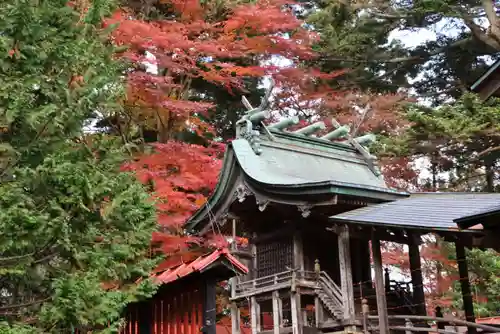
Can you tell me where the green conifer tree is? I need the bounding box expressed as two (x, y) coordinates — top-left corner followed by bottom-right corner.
(0, 0), (159, 332)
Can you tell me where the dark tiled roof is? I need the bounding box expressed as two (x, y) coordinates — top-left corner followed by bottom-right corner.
(454, 204), (500, 229)
(330, 193), (500, 231)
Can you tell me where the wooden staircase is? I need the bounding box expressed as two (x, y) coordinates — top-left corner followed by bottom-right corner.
(315, 273), (417, 332)
(315, 271), (344, 321)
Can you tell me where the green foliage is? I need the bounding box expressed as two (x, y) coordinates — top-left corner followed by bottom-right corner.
(305, 0), (497, 103)
(0, 0), (159, 332)
(465, 249), (500, 317)
(377, 93), (500, 191)
(444, 244), (500, 317)
(376, 92), (500, 314)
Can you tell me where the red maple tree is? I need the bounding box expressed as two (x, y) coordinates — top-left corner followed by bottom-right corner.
(105, 0), (344, 269)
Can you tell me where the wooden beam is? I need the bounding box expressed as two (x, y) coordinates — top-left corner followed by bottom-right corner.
(338, 225), (355, 322)
(272, 291), (282, 334)
(408, 233), (426, 316)
(330, 225), (409, 244)
(372, 238), (389, 334)
(456, 243), (476, 334)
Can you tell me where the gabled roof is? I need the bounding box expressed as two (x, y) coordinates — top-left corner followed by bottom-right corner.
(154, 248), (248, 285)
(330, 192), (500, 232)
(186, 96), (407, 233)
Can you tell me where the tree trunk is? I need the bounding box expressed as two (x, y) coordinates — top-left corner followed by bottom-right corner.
(484, 161), (495, 192)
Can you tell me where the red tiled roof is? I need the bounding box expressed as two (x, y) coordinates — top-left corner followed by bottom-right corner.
(154, 248), (248, 284)
(477, 317), (500, 325)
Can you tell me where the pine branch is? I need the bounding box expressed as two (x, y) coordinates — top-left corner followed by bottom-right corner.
(317, 37), (472, 65)
(0, 297), (51, 311)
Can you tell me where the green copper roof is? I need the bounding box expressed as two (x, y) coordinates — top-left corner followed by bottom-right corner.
(186, 89), (408, 233)
(233, 133), (386, 189)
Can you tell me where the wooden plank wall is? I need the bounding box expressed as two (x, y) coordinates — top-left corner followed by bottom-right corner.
(121, 288), (204, 334)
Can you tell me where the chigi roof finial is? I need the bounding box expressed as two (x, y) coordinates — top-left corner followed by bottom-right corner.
(235, 78), (276, 154)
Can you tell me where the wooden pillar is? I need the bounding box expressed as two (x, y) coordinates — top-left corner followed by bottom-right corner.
(251, 236), (258, 279)
(372, 238), (389, 334)
(251, 296), (261, 334)
(203, 279), (217, 334)
(293, 232), (304, 271)
(230, 277), (240, 334)
(456, 243), (476, 334)
(290, 291), (301, 334)
(338, 225), (355, 322)
(408, 233), (426, 316)
(231, 302), (240, 334)
(314, 296), (324, 327)
(272, 291), (282, 334)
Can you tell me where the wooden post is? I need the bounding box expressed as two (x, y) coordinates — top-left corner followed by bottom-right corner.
(272, 291), (282, 334)
(360, 239), (372, 290)
(252, 235), (258, 279)
(251, 296), (261, 334)
(372, 238), (389, 334)
(314, 296), (323, 328)
(404, 318), (413, 334)
(338, 225), (355, 322)
(203, 279), (217, 334)
(231, 277), (240, 334)
(231, 302), (240, 334)
(408, 233), (426, 316)
(456, 243), (476, 334)
(290, 291), (302, 334)
(231, 219), (237, 251)
(293, 232), (304, 271)
(384, 268), (391, 292)
(361, 298), (370, 334)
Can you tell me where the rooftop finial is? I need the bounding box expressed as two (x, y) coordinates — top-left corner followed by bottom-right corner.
(321, 124), (350, 141)
(268, 116), (299, 131)
(236, 79), (275, 154)
(293, 121), (326, 136)
(354, 133), (376, 146)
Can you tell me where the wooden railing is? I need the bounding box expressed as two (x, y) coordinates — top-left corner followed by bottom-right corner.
(233, 270), (294, 298)
(359, 298), (500, 334)
(365, 315), (500, 334)
(233, 269), (322, 299)
(318, 271), (343, 308)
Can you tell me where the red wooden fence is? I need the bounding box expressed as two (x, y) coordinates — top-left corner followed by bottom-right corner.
(121, 287), (204, 334)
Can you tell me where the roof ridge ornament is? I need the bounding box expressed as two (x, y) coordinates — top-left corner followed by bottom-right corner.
(330, 118), (382, 176)
(235, 79), (276, 155)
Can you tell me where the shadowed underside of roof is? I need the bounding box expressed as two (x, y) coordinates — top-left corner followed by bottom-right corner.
(330, 193), (500, 231)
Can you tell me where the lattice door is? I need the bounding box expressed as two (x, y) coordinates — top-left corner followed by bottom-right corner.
(256, 236), (293, 278)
